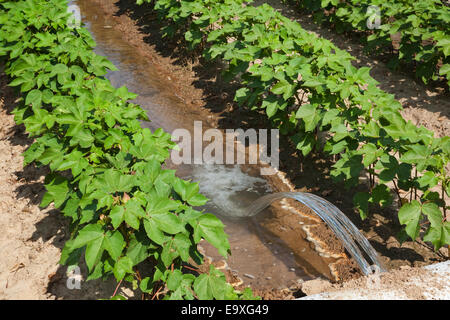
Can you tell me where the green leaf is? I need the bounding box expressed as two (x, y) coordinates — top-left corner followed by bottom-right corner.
(303, 79), (323, 88)
(71, 224), (105, 271)
(109, 200), (144, 230)
(151, 211), (184, 235)
(52, 63), (68, 75)
(192, 214), (229, 257)
(423, 222), (450, 251)
(362, 121), (380, 138)
(417, 172), (439, 189)
(160, 238), (179, 267)
(421, 202), (443, 228)
(446, 182), (450, 198)
(146, 198), (184, 234)
(102, 169), (135, 193)
(79, 205), (97, 224)
(186, 193), (209, 207)
(41, 174), (69, 208)
(359, 143), (378, 166)
(239, 287), (259, 300)
(60, 240), (83, 266)
(193, 265), (228, 300)
(330, 123), (349, 142)
(262, 96), (285, 118)
(103, 230), (125, 261)
(271, 80), (294, 100)
(173, 233), (191, 261)
(370, 184), (392, 207)
(146, 197), (180, 215)
(126, 235), (150, 265)
(296, 104), (319, 132)
(324, 138), (347, 155)
(139, 277), (153, 293)
(113, 256), (134, 281)
(291, 132), (315, 156)
(173, 179), (208, 206)
(321, 109), (339, 127)
(398, 200), (422, 240)
(167, 270), (183, 291)
(400, 145), (431, 171)
(396, 229), (410, 245)
(115, 86), (138, 100)
(353, 192), (370, 220)
(234, 87), (250, 106)
(25, 89), (42, 107)
(110, 205), (126, 229)
(124, 199), (145, 230)
(143, 218), (168, 245)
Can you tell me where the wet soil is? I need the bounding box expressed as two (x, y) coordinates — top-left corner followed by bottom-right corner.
(86, 0), (448, 273)
(75, 0), (345, 290)
(0, 0), (448, 300)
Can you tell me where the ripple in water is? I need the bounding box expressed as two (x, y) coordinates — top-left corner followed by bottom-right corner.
(185, 164), (271, 218)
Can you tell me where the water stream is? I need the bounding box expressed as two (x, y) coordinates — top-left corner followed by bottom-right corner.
(74, 0), (385, 289)
(244, 192), (386, 275)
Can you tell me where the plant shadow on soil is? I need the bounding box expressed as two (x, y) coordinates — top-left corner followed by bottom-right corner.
(110, 0), (447, 272)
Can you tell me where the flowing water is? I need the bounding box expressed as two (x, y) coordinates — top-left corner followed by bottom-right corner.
(74, 0), (384, 289)
(244, 192), (386, 275)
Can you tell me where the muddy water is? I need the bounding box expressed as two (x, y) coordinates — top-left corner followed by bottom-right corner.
(75, 0), (339, 289)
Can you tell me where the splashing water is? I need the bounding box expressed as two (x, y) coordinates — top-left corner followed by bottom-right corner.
(185, 164), (271, 216)
(187, 165), (385, 276)
(244, 192), (386, 276)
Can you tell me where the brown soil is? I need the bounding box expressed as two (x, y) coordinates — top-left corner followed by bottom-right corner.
(0, 73), (133, 300)
(0, 0), (448, 300)
(91, 0), (450, 278)
(80, 0), (450, 297)
(328, 266), (444, 300)
(0, 76), (57, 299)
(299, 263), (449, 300)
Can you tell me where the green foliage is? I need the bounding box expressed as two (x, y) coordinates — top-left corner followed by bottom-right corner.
(285, 0), (450, 86)
(137, 0), (449, 251)
(0, 0), (257, 300)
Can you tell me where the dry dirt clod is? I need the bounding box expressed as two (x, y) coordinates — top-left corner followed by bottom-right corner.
(300, 278), (333, 295)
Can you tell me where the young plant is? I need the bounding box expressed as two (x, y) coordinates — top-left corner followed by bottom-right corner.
(139, 0), (449, 252)
(0, 0), (258, 300)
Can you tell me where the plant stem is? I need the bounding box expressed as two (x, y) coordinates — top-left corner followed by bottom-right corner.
(392, 179), (402, 209)
(183, 265), (200, 273)
(151, 285), (164, 300)
(135, 269), (142, 281)
(112, 279), (123, 297)
(442, 182), (447, 218)
(414, 168), (418, 200)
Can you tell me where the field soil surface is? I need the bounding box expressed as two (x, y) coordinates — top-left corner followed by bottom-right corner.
(0, 0), (448, 300)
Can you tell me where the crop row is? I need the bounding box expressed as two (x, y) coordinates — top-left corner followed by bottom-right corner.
(140, 0), (450, 251)
(285, 0), (450, 86)
(0, 0), (257, 300)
